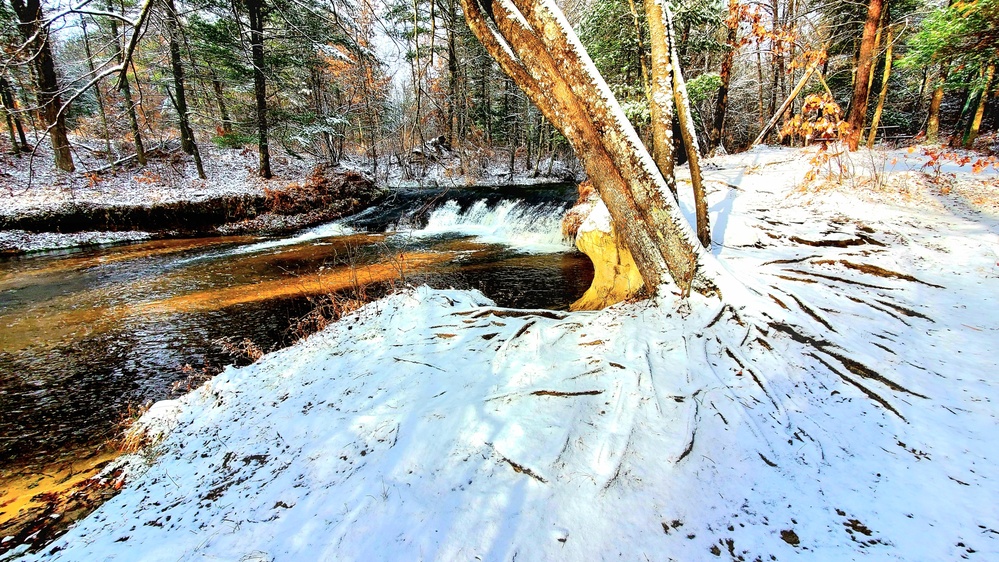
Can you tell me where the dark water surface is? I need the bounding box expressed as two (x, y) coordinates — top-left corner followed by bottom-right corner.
(0, 186), (593, 474)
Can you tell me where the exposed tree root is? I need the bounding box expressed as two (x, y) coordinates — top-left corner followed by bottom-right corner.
(845, 295), (910, 325)
(500, 456), (547, 483)
(813, 260), (945, 289)
(789, 235), (882, 248)
(774, 274), (819, 284)
(531, 389), (603, 397)
(871, 342), (895, 355)
(758, 453), (778, 467)
(875, 299), (933, 321)
(807, 353), (906, 421)
(787, 294), (836, 332)
(761, 255), (821, 266)
(723, 346), (780, 410)
(677, 402), (699, 463)
(471, 309), (567, 320)
(821, 349), (928, 399)
(785, 269), (893, 290)
(511, 320), (536, 340)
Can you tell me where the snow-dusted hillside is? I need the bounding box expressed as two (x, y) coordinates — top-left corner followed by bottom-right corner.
(10, 146), (999, 561)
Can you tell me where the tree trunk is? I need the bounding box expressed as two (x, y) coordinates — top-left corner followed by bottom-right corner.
(0, 77), (26, 154)
(753, 58), (820, 146)
(211, 77), (232, 135)
(10, 0), (75, 171)
(445, 0), (459, 146)
(845, 0), (884, 151)
(164, 0), (206, 178)
(866, 25), (893, 148)
(246, 0), (272, 178)
(965, 63), (995, 149)
(710, 0), (739, 152)
(460, 0), (715, 297)
(81, 17), (113, 159)
(109, 1), (146, 166)
(642, 0), (676, 198)
(926, 62), (948, 143)
(662, 5), (709, 248)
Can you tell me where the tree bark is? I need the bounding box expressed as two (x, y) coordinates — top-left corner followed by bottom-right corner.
(460, 0), (715, 297)
(845, 0), (884, 151)
(710, 0), (739, 152)
(753, 58), (820, 146)
(926, 62), (948, 143)
(109, 0), (146, 165)
(661, 4), (709, 248)
(965, 63), (995, 149)
(81, 16), (113, 159)
(246, 0), (272, 178)
(10, 0), (75, 171)
(642, 0), (676, 198)
(164, 0), (205, 178)
(211, 77), (232, 135)
(0, 77), (26, 154)
(866, 25), (893, 148)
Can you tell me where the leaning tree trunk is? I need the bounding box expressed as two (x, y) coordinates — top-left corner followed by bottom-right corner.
(460, 0), (716, 297)
(246, 0), (272, 179)
(845, 0), (884, 151)
(10, 0), (75, 171)
(164, 0), (206, 178)
(664, 8), (710, 248)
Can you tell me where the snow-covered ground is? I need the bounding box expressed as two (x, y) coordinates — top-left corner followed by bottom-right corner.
(8, 146), (999, 561)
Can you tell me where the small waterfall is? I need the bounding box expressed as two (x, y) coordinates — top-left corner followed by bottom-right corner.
(397, 199), (571, 253)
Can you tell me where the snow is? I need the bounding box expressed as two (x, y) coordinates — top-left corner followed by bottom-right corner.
(0, 143), (291, 219)
(0, 229), (151, 254)
(8, 147), (999, 561)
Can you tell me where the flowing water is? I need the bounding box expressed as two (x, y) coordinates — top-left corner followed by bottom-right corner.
(0, 185), (593, 479)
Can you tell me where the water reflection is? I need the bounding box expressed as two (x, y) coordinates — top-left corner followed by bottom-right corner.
(0, 194), (593, 475)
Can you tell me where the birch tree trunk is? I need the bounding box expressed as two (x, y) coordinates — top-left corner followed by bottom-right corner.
(845, 0), (884, 151)
(459, 0), (716, 297)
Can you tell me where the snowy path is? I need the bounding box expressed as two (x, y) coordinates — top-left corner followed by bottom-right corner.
(10, 148), (999, 561)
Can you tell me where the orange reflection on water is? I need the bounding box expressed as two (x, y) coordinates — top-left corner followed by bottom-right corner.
(138, 251), (454, 314)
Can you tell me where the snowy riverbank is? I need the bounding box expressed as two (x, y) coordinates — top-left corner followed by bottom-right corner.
(0, 142), (579, 255)
(7, 146), (999, 560)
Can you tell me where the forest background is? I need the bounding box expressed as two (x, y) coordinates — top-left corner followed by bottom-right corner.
(0, 0), (996, 186)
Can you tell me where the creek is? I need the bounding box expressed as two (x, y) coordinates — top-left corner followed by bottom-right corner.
(0, 184), (593, 478)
